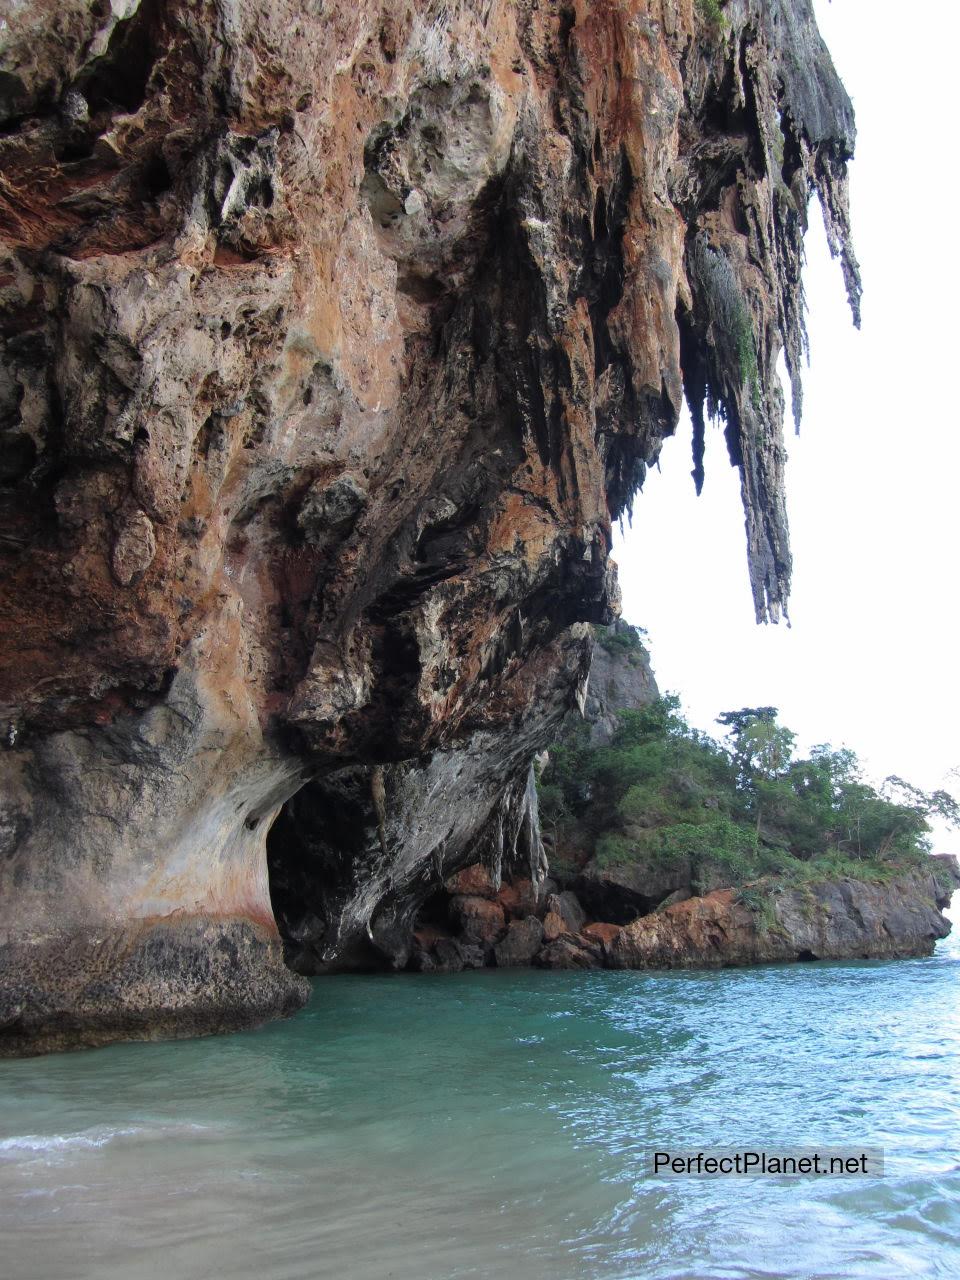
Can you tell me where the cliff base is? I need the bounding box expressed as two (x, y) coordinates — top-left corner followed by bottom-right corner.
(0, 917), (309, 1058)
(411, 858), (960, 974)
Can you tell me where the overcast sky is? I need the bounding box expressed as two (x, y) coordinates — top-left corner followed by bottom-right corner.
(615, 0), (960, 851)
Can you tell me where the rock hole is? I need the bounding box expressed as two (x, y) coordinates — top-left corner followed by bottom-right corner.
(195, 415), (217, 459)
(558, 5), (577, 47)
(594, 187), (608, 241)
(77, 0), (161, 115)
(267, 773), (385, 974)
(54, 136), (96, 163)
(378, 21), (397, 63)
(0, 430), (37, 483)
(141, 149), (171, 198)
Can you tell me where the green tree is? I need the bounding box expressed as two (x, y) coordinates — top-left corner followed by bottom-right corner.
(539, 665), (959, 892)
(717, 707), (796, 840)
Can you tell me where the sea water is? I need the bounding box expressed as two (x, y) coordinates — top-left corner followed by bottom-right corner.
(2, 904), (958, 1279)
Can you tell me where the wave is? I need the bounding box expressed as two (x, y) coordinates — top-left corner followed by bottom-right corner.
(0, 1121), (212, 1159)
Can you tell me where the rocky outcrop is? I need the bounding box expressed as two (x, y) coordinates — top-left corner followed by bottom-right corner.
(413, 857), (960, 973)
(575, 853), (685, 922)
(0, 918), (305, 1057)
(606, 860), (960, 968)
(582, 622), (658, 745)
(0, 0), (860, 1053)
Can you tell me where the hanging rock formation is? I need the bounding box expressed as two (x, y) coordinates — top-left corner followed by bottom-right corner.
(0, 0), (859, 1054)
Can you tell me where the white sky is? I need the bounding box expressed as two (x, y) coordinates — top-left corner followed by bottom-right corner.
(615, 0), (960, 851)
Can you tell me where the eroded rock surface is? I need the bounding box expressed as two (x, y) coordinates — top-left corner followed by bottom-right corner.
(0, 0), (859, 1053)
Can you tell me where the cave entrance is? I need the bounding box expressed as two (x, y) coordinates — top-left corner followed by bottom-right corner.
(267, 771), (364, 973)
(265, 767), (400, 976)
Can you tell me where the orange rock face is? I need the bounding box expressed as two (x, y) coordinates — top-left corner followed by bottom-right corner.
(0, 0), (859, 1052)
(496, 879), (540, 922)
(542, 911), (566, 943)
(449, 895), (506, 949)
(581, 922), (621, 947)
(446, 865), (498, 901)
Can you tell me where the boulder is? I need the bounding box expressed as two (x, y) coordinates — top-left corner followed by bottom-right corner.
(449, 894), (506, 946)
(504, 880), (542, 921)
(496, 882), (522, 918)
(545, 890), (586, 934)
(497, 878), (539, 919)
(408, 947), (437, 973)
(456, 941), (488, 970)
(409, 924), (490, 971)
(432, 937), (465, 972)
(581, 922), (621, 946)
(536, 938), (601, 970)
(494, 917), (544, 968)
(409, 927), (462, 972)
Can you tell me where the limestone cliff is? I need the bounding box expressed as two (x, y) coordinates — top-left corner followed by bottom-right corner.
(581, 622), (658, 746)
(0, 0), (859, 1054)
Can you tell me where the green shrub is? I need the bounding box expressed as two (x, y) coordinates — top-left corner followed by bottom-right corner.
(696, 0), (726, 27)
(595, 624), (647, 657)
(734, 884), (780, 934)
(932, 860), (959, 896)
(595, 832), (636, 869)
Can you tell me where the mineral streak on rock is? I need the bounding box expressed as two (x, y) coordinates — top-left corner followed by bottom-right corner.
(0, 0), (857, 1053)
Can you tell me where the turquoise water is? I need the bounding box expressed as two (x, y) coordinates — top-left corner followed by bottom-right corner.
(2, 910), (958, 1279)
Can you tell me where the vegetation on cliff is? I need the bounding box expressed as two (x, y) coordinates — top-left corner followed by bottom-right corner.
(539, 638), (958, 900)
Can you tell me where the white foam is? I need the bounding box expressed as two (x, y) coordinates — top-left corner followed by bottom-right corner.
(0, 1121), (212, 1159)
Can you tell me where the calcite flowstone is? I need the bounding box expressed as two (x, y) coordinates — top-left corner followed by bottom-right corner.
(0, 0), (859, 1053)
